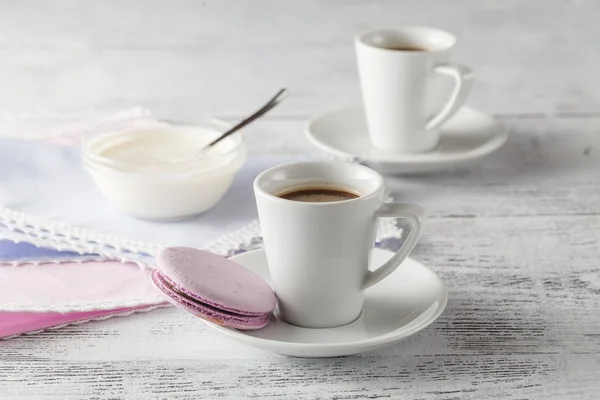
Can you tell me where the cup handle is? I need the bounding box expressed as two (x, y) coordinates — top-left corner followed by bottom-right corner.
(425, 64), (474, 130)
(362, 203), (426, 289)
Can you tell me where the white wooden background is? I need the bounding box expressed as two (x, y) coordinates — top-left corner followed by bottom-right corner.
(1, 1), (600, 399)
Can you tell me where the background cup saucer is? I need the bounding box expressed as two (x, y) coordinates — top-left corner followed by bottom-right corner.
(305, 106), (509, 174)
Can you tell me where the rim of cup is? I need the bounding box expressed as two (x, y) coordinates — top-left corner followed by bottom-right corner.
(254, 161), (384, 206)
(355, 26), (457, 53)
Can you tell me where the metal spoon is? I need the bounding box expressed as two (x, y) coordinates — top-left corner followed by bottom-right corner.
(195, 88), (289, 158)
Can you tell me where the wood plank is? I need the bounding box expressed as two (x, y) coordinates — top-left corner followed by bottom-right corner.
(0, 355), (598, 399)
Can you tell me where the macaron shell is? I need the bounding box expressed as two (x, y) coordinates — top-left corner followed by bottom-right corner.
(151, 269), (270, 330)
(156, 247), (276, 316)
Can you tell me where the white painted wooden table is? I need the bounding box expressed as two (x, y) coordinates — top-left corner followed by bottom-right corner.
(1, 1), (600, 398)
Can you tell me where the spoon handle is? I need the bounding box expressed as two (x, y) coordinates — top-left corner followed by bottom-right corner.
(204, 88), (289, 150)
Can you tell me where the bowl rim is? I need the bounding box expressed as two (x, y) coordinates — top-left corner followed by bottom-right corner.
(82, 118), (245, 175)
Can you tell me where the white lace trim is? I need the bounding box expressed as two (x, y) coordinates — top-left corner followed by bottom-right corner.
(0, 256), (109, 267)
(2, 303), (170, 340)
(0, 209), (159, 267)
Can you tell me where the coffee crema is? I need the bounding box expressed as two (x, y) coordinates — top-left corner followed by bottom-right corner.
(278, 187), (359, 203)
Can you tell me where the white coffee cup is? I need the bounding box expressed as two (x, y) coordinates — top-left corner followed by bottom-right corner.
(254, 161), (425, 328)
(356, 27), (474, 154)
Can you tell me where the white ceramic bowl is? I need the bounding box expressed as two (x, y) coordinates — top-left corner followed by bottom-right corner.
(82, 120), (246, 221)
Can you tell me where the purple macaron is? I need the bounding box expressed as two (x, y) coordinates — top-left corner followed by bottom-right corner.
(151, 246), (276, 330)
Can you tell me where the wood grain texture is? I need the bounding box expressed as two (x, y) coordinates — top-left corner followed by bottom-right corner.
(1, 0), (600, 399)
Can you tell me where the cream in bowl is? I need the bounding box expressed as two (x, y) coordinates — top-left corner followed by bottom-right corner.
(83, 120), (246, 221)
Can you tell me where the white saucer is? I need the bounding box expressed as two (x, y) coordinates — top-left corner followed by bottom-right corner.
(204, 248), (448, 358)
(306, 106), (509, 174)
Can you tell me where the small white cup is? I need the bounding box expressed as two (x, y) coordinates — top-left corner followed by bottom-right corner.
(356, 27), (474, 154)
(254, 161), (425, 328)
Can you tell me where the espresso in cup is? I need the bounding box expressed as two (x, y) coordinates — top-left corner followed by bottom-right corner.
(278, 187), (359, 203)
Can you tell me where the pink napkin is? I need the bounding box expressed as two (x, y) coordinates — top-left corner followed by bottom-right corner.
(0, 240), (167, 338)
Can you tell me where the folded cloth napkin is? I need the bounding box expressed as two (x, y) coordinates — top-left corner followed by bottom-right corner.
(0, 252), (159, 312)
